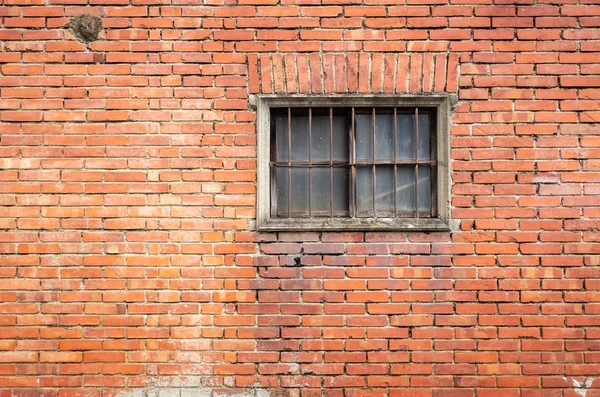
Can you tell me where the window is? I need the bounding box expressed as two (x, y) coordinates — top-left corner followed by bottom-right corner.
(256, 95), (450, 231)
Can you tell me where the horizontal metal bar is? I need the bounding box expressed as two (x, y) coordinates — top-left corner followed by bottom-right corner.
(271, 160), (437, 167)
(355, 210), (432, 218)
(278, 210), (350, 218)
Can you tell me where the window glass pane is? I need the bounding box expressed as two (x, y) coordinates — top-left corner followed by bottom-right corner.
(275, 167), (289, 217)
(332, 110), (349, 162)
(291, 109), (309, 162)
(290, 168), (309, 216)
(311, 112), (331, 163)
(332, 167), (349, 216)
(356, 166), (373, 217)
(375, 112), (394, 161)
(396, 112), (415, 160)
(275, 113), (289, 163)
(375, 166), (394, 216)
(418, 112), (430, 159)
(310, 167), (331, 216)
(310, 109), (349, 163)
(396, 167), (415, 215)
(418, 165), (431, 214)
(355, 111), (373, 162)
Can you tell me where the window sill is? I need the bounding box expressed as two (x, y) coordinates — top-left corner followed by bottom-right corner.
(256, 217), (450, 232)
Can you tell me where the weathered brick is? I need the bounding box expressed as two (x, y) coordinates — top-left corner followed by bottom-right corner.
(0, 1), (597, 395)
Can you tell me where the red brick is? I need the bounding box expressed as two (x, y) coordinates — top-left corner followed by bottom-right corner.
(0, 2), (597, 396)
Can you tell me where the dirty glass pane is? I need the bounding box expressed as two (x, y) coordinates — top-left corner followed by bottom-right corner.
(311, 110), (349, 163)
(395, 167), (415, 215)
(332, 167), (349, 216)
(332, 110), (349, 162)
(356, 166), (373, 217)
(311, 167), (331, 216)
(355, 110), (373, 162)
(275, 113), (289, 163)
(418, 165), (431, 214)
(290, 168), (309, 216)
(375, 113), (394, 161)
(311, 112), (331, 163)
(396, 112), (415, 160)
(291, 109), (309, 162)
(275, 167), (289, 217)
(418, 113), (430, 159)
(375, 166), (394, 216)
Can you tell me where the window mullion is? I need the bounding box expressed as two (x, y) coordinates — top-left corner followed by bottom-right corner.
(393, 107), (397, 218)
(308, 107), (312, 218)
(414, 107), (419, 219)
(270, 113), (277, 218)
(431, 110), (437, 218)
(329, 107), (334, 218)
(350, 107), (356, 218)
(288, 107), (292, 219)
(372, 107), (376, 218)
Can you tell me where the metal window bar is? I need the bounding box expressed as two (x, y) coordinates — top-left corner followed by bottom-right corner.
(330, 107), (334, 218)
(430, 110), (437, 219)
(272, 160), (436, 167)
(372, 107), (376, 218)
(269, 112), (277, 218)
(350, 107), (356, 218)
(288, 107), (292, 219)
(393, 107), (397, 217)
(273, 106), (435, 219)
(308, 108), (312, 218)
(414, 107), (419, 219)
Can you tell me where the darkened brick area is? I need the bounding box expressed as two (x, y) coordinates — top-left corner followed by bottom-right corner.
(0, 0), (599, 396)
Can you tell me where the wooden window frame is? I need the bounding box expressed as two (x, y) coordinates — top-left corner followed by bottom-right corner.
(256, 95), (451, 232)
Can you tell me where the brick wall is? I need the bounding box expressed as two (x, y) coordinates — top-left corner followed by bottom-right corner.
(0, 1), (599, 396)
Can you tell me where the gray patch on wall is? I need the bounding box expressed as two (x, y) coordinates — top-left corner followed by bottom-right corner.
(67, 13), (102, 43)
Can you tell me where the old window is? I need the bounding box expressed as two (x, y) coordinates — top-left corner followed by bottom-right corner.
(256, 96), (450, 231)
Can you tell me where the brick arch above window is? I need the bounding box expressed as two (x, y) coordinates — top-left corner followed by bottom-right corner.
(248, 52), (459, 95)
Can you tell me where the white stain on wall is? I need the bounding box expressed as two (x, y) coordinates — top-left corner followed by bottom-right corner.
(572, 377), (594, 397)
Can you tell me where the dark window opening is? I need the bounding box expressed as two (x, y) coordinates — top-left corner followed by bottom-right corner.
(269, 106), (438, 220)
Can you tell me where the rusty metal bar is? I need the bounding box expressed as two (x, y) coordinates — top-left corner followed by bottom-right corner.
(271, 160), (438, 167)
(288, 107), (292, 218)
(350, 107), (356, 218)
(430, 111), (437, 218)
(270, 112), (277, 218)
(393, 107), (397, 217)
(414, 107), (419, 219)
(329, 107), (334, 218)
(372, 107), (376, 218)
(308, 107), (312, 218)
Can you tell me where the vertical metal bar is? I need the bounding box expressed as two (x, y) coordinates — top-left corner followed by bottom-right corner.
(288, 107), (292, 218)
(393, 107), (397, 217)
(308, 107), (312, 218)
(270, 168), (277, 217)
(372, 107), (376, 218)
(430, 111), (437, 218)
(350, 107), (356, 218)
(270, 112), (277, 218)
(414, 107), (419, 219)
(329, 107), (334, 218)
